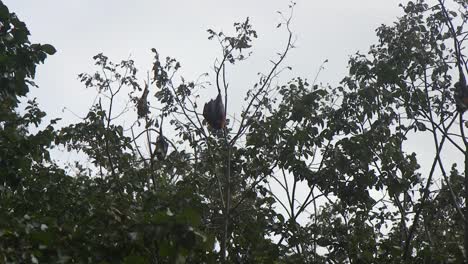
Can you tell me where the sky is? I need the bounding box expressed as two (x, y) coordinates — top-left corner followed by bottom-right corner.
(12, 0), (456, 222)
(5, 0), (406, 125)
(8, 0), (468, 230)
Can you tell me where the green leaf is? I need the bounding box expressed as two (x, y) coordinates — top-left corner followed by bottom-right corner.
(0, 3), (9, 20)
(277, 214), (285, 223)
(178, 207), (201, 226)
(123, 255), (148, 264)
(31, 231), (53, 246)
(41, 44), (57, 55)
(159, 242), (174, 257)
(416, 121), (426, 131)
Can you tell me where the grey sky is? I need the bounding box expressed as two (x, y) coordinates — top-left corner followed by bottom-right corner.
(5, 0), (405, 124)
(10, 0), (461, 227)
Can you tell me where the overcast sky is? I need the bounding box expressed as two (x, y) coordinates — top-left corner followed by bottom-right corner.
(10, 0), (466, 224)
(5, 0), (406, 124)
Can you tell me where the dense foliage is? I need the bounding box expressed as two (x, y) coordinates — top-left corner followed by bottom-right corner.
(1, 0), (468, 263)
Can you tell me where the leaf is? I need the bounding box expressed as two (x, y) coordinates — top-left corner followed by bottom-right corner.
(277, 214), (285, 222)
(41, 44), (57, 55)
(178, 208), (201, 226)
(123, 255), (148, 264)
(159, 242), (174, 257)
(31, 231), (53, 246)
(415, 121), (426, 131)
(0, 4), (9, 20)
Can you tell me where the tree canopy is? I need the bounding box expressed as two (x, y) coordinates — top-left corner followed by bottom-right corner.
(1, 0), (468, 263)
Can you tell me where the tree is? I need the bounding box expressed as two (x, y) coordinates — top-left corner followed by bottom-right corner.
(2, 0), (468, 263)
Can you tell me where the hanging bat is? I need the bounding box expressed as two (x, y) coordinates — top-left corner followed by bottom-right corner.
(203, 93), (226, 130)
(455, 70), (468, 113)
(137, 83), (150, 119)
(154, 134), (168, 160)
(153, 117), (168, 161)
